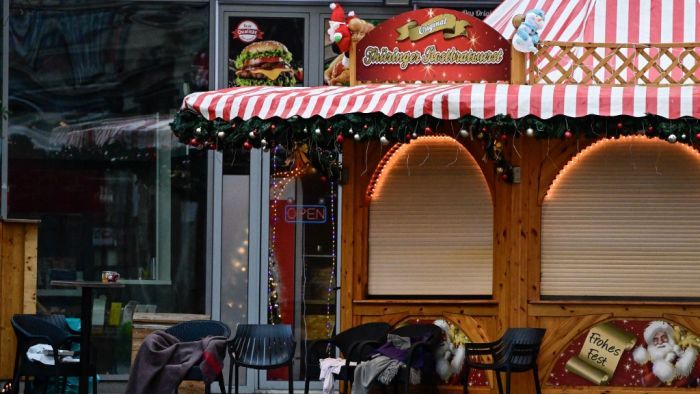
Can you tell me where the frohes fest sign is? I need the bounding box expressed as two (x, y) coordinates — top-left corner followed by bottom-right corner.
(355, 8), (510, 83)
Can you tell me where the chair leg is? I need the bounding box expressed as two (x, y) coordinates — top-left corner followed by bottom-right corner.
(495, 372), (503, 394)
(288, 362), (294, 394)
(533, 367), (542, 394)
(228, 360), (234, 394)
(217, 373), (226, 394)
(462, 366), (470, 394)
(234, 364), (239, 394)
(505, 371), (511, 394)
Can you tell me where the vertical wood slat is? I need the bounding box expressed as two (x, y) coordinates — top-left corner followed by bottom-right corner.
(0, 220), (39, 379)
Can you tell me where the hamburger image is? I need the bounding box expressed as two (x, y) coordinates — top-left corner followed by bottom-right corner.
(234, 40), (296, 87)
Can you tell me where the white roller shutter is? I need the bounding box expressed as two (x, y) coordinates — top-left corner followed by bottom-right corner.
(542, 136), (700, 297)
(368, 136), (493, 296)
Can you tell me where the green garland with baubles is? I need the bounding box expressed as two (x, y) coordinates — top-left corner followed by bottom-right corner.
(171, 109), (700, 183)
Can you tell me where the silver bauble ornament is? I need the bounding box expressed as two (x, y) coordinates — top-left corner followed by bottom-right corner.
(348, 128), (354, 135)
(248, 131), (256, 138)
(380, 136), (389, 145)
(526, 128), (535, 137)
(459, 128), (469, 138)
(412, 132), (418, 139)
(217, 131), (225, 138)
(260, 138), (268, 148)
(315, 128), (322, 135)
(668, 134), (678, 143)
(354, 134), (361, 141)
(195, 127), (202, 134)
(303, 127), (308, 133)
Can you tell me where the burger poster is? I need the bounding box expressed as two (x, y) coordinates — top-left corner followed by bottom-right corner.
(228, 17), (304, 87)
(548, 320), (700, 387)
(356, 8), (510, 83)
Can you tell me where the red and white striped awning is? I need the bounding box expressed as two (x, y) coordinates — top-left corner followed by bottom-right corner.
(181, 84), (700, 121)
(485, 0), (700, 44)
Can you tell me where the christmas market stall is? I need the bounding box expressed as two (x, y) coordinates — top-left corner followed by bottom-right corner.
(172, 0), (700, 392)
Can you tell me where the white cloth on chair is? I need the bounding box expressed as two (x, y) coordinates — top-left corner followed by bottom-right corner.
(320, 357), (346, 394)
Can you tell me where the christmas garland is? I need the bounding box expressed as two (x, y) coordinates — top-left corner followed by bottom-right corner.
(171, 109), (700, 182)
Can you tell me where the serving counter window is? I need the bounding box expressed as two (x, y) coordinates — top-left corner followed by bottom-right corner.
(367, 136), (493, 297)
(541, 136), (700, 298)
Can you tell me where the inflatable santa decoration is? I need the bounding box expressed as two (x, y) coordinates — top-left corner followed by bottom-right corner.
(327, 3), (352, 67)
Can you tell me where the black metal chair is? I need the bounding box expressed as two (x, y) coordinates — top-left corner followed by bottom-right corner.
(228, 324), (296, 394)
(164, 320), (231, 394)
(303, 322), (390, 394)
(11, 314), (97, 394)
(461, 328), (546, 394)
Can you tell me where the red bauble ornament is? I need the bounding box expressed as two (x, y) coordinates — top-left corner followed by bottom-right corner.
(424, 126), (432, 134)
(647, 126), (654, 133)
(327, 127), (332, 133)
(405, 133), (412, 140)
(210, 144), (217, 150)
(243, 140), (253, 151)
(336, 134), (344, 144)
(696, 132), (700, 140)
(564, 130), (573, 139)
(389, 127), (394, 132)
(482, 127), (488, 133)
(500, 173), (509, 181)
(363, 124), (368, 129)
(499, 134), (508, 142)
(320, 176), (328, 183)
(189, 138), (199, 146)
(617, 122), (624, 129)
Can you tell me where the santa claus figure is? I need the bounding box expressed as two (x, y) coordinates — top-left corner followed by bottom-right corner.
(632, 321), (698, 386)
(327, 3), (352, 67)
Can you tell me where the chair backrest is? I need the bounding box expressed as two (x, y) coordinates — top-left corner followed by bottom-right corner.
(499, 328), (546, 368)
(164, 320), (231, 342)
(390, 323), (443, 346)
(333, 322), (390, 357)
(229, 324), (295, 368)
(11, 315), (72, 348)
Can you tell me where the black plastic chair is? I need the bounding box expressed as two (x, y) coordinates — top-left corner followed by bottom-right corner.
(461, 328), (546, 394)
(164, 320), (231, 394)
(228, 324), (296, 394)
(11, 314), (97, 394)
(303, 322), (390, 394)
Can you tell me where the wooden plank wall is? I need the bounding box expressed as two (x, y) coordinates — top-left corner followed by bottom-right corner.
(0, 220), (39, 379)
(340, 134), (700, 394)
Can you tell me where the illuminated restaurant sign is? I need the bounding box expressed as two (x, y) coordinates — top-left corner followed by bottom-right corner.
(356, 8), (510, 83)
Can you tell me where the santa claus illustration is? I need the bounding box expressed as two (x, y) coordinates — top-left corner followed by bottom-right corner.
(327, 3), (352, 67)
(632, 320), (698, 386)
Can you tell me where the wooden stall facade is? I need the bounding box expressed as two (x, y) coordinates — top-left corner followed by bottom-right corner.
(0, 220), (39, 379)
(341, 41), (700, 394)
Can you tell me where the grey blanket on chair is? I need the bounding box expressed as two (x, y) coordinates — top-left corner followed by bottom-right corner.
(125, 330), (227, 394)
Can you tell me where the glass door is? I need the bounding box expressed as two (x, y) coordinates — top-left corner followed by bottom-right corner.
(260, 148), (340, 390)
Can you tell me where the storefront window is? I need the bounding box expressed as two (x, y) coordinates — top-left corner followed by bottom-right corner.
(8, 0), (209, 375)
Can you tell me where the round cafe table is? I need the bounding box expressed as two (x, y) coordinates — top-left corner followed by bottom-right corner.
(50, 280), (125, 394)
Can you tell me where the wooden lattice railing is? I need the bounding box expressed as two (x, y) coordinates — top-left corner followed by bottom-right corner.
(528, 41), (700, 85)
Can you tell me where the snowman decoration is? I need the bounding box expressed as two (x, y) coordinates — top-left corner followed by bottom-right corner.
(513, 9), (546, 53)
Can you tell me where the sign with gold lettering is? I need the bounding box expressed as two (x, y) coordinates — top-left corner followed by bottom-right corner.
(564, 323), (637, 385)
(355, 8), (510, 83)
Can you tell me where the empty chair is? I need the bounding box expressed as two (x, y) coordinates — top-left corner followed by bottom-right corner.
(11, 314), (97, 394)
(228, 324), (295, 394)
(304, 322), (390, 394)
(164, 320), (231, 394)
(461, 328), (546, 394)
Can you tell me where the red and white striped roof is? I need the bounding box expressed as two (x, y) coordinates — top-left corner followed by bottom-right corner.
(485, 0), (700, 44)
(182, 84), (700, 121)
